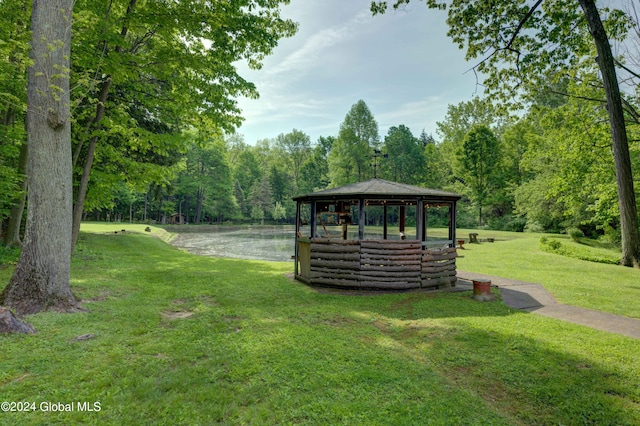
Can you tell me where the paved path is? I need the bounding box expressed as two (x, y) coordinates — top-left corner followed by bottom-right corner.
(457, 271), (640, 340)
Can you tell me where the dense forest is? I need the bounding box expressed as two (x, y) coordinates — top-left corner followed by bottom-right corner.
(1, 0), (639, 247)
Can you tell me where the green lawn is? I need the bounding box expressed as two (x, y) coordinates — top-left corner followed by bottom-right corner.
(452, 229), (640, 318)
(0, 225), (639, 425)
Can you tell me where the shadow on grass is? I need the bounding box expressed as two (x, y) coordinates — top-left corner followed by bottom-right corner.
(368, 314), (640, 425)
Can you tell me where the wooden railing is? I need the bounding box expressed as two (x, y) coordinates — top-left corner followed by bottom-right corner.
(297, 238), (457, 290)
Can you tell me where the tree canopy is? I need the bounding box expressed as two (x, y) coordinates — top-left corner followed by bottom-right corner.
(371, 0), (640, 266)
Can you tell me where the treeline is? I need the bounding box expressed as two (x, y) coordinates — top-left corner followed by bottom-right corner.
(83, 88), (639, 248)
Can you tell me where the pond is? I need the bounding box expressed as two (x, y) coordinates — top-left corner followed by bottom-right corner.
(168, 225), (296, 262)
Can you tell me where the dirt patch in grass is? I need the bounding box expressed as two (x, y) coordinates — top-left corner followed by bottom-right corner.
(161, 310), (194, 320)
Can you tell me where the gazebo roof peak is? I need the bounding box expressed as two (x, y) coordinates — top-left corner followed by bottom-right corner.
(292, 178), (461, 201)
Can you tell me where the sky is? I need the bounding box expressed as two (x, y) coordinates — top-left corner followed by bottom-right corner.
(234, 0), (482, 145)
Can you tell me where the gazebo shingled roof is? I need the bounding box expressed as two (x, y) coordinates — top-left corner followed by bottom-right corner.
(292, 178), (461, 202)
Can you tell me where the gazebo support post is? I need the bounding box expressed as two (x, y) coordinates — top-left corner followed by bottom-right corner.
(399, 205), (406, 237)
(310, 200), (317, 238)
(383, 204), (388, 240)
(416, 200), (425, 243)
(358, 198), (366, 240)
(294, 202), (301, 276)
(449, 202), (457, 247)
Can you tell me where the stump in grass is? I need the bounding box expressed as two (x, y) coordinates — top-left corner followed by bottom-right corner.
(0, 307), (35, 334)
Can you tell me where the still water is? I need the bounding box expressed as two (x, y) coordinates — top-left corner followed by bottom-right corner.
(169, 226), (295, 262)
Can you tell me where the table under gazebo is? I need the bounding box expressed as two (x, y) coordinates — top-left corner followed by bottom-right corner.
(292, 178), (462, 290)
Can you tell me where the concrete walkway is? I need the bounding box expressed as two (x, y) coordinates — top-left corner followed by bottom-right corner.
(457, 271), (640, 340)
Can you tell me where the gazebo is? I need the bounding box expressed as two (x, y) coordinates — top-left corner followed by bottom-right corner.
(292, 178), (462, 290)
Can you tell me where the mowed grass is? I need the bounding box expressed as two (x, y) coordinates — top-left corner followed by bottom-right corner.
(0, 225), (638, 425)
(452, 229), (640, 318)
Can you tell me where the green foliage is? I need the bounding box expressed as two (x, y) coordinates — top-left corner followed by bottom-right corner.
(380, 124), (425, 184)
(456, 125), (502, 226)
(66, 0), (298, 227)
(275, 129), (312, 189)
(0, 0), (29, 226)
(0, 245), (20, 268)
(298, 136), (332, 194)
(514, 82), (622, 234)
(602, 224), (621, 245)
(248, 174), (273, 221)
(0, 162), (20, 221)
(567, 227), (584, 242)
(370, 0), (640, 266)
(272, 201), (286, 223)
(328, 100), (379, 186)
(230, 143), (264, 216)
(539, 236), (620, 265)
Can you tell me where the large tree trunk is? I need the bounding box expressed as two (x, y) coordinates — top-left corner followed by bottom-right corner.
(579, 0), (640, 268)
(1, 0), (80, 315)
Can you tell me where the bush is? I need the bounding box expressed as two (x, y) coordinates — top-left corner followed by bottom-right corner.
(539, 236), (620, 265)
(547, 239), (562, 250)
(505, 216), (527, 232)
(567, 227), (584, 242)
(525, 221), (546, 233)
(600, 224), (621, 247)
(487, 215), (527, 232)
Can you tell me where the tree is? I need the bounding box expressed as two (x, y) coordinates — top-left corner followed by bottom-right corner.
(275, 129), (312, 190)
(328, 100), (379, 186)
(422, 140), (448, 190)
(299, 136), (333, 194)
(176, 134), (239, 224)
(230, 145), (263, 217)
(248, 174), (273, 225)
(380, 125), (425, 184)
(272, 201), (286, 224)
(515, 82), (627, 236)
(372, 0), (640, 267)
(69, 0), (297, 248)
(436, 97), (506, 174)
(1, 0), (79, 314)
(456, 125), (502, 226)
(0, 0), (29, 247)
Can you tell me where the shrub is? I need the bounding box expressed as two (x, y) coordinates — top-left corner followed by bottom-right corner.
(547, 239), (562, 250)
(505, 216), (527, 232)
(600, 224), (621, 247)
(525, 221), (545, 233)
(539, 236), (620, 265)
(567, 227), (584, 242)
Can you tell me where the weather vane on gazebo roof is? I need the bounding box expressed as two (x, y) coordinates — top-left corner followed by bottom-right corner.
(370, 149), (388, 178)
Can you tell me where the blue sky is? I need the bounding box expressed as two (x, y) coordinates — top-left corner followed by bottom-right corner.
(235, 0), (481, 145)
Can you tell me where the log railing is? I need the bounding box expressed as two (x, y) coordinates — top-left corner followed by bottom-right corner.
(298, 238), (457, 290)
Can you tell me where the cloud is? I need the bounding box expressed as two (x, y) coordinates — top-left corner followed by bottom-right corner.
(235, 1), (479, 145)
(266, 8), (373, 78)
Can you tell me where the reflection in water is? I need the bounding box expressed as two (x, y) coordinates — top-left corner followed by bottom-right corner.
(169, 226), (295, 262)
